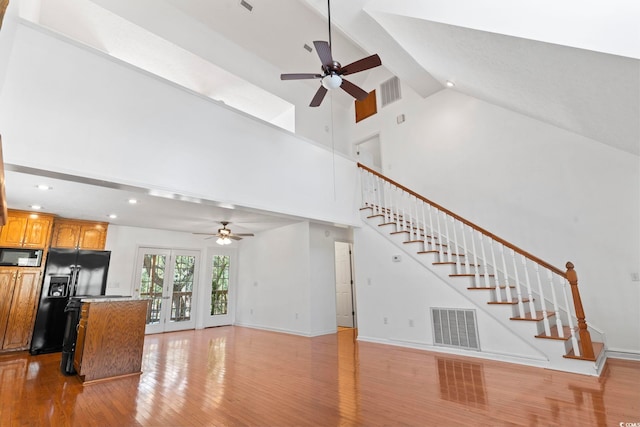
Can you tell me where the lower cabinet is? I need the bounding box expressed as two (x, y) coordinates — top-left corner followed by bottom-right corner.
(73, 299), (148, 384)
(0, 268), (41, 351)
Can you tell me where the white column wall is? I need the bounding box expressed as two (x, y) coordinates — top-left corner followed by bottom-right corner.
(309, 223), (351, 336)
(0, 23), (359, 227)
(235, 222), (312, 335)
(349, 87), (640, 355)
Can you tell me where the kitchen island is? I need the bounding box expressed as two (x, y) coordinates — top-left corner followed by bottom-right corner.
(74, 298), (148, 384)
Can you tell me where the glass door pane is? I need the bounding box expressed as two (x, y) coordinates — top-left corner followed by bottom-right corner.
(138, 250), (169, 334)
(211, 255), (229, 316)
(204, 250), (235, 328)
(135, 248), (199, 334)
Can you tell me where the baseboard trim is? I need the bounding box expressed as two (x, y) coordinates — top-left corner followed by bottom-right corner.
(606, 349), (640, 361)
(233, 322), (324, 337)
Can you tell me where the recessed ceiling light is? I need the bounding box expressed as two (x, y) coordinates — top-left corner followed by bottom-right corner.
(36, 184), (52, 191)
(30, 205), (43, 210)
(446, 80), (455, 88)
(108, 214), (118, 219)
(128, 198), (138, 204)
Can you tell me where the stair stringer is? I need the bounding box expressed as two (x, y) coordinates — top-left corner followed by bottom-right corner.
(360, 210), (603, 375)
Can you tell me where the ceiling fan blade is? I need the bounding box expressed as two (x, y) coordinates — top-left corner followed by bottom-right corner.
(229, 235), (243, 241)
(340, 78), (370, 101)
(310, 85), (328, 107)
(281, 73), (322, 80)
(313, 40), (333, 66)
(234, 233), (255, 237)
(193, 232), (216, 236)
(341, 54), (382, 76)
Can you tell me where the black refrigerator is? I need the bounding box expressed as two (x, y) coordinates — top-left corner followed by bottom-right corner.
(30, 249), (111, 355)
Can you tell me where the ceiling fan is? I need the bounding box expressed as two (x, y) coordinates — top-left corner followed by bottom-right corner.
(280, 0), (382, 107)
(193, 221), (254, 245)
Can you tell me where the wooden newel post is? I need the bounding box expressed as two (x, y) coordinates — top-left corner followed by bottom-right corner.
(565, 262), (595, 359)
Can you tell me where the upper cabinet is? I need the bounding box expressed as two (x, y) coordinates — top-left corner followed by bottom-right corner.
(50, 219), (108, 250)
(0, 211), (54, 248)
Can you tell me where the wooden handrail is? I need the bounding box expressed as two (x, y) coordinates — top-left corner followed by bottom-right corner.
(358, 162), (566, 278)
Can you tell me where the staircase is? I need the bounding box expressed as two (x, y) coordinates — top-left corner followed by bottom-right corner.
(358, 163), (606, 376)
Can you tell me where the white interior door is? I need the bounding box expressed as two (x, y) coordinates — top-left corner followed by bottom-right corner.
(135, 247), (200, 334)
(203, 249), (236, 328)
(355, 134), (382, 172)
(335, 242), (355, 328)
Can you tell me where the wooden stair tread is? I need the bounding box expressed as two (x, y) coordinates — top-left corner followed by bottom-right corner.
(563, 342), (604, 362)
(488, 298), (531, 305)
(510, 311), (554, 321)
(449, 273), (494, 277)
(467, 285), (515, 290)
(535, 325), (572, 341)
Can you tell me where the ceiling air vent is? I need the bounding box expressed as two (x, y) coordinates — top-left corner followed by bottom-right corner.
(240, 0), (253, 12)
(431, 308), (480, 351)
(303, 43), (313, 53)
(380, 76), (401, 107)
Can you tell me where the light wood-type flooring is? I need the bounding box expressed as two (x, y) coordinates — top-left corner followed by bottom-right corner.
(1, 326), (638, 426)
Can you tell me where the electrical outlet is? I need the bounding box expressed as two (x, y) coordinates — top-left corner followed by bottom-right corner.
(631, 272), (640, 282)
(295, 313), (299, 320)
(250, 308), (253, 315)
(409, 319), (414, 327)
(383, 317), (388, 325)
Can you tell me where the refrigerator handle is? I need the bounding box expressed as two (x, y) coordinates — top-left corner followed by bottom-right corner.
(71, 265), (80, 296)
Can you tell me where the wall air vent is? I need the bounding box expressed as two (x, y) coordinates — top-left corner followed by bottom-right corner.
(303, 44), (313, 53)
(240, 0), (253, 12)
(431, 308), (480, 350)
(380, 76), (401, 107)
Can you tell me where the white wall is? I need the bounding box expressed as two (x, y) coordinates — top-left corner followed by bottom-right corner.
(235, 222), (311, 335)
(104, 224), (208, 296)
(349, 87), (640, 355)
(0, 23), (360, 228)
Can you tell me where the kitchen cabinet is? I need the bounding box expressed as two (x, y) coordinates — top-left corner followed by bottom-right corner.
(0, 267), (41, 351)
(74, 299), (148, 384)
(0, 210), (53, 248)
(50, 219), (108, 250)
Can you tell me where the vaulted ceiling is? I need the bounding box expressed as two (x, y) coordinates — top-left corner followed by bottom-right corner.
(3, 0), (638, 234)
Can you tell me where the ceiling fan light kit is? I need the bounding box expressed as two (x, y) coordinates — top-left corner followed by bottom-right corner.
(280, 0), (382, 107)
(322, 74), (342, 90)
(193, 221), (254, 244)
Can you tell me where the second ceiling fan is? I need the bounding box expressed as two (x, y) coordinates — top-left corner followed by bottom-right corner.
(280, 0), (382, 107)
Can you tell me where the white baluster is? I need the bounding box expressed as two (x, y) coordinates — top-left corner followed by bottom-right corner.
(420, 201), (429, 247)
(500, 244), (513, 302)
(400, 192), (406, 232)
(427, 204), (435, 252)
(470, 228), (480, 286)
(510, 249), (525, 317)
(535, 265), (551, 336)
(546, 270), (564, 338)
(445, 214), (456, 265)
(460, 222), (471, 275)
(490, 240), (503, 302)
(435, 207), (445, 260)
(521, 256), (537, 316)
(384, 181), (391, 223)
(449, 217), (466, 274)
(414, 196), (421, 241)
(442, 212), (452, 262)
(561, 276), (580, 356)
(479, 233), (490, 289)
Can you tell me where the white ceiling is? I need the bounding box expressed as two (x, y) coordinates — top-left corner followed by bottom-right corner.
(4, 0), (639, 236)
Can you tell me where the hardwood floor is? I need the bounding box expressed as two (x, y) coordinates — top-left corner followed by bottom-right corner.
(1, 326), (638, 426)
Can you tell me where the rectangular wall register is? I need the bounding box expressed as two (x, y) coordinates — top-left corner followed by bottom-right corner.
(74, 299), (148, 384)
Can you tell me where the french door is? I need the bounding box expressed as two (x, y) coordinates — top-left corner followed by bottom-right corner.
(202, 249), (236, 328)
(135, 248), (200, 334)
